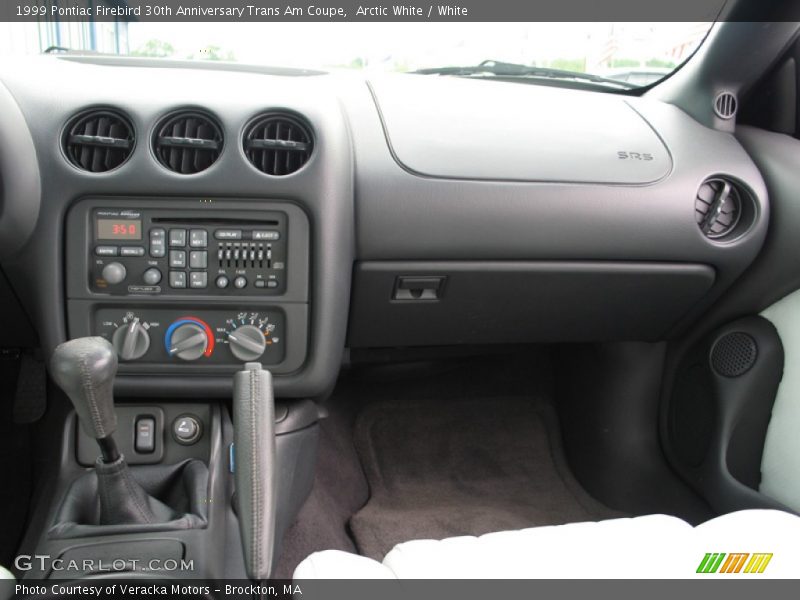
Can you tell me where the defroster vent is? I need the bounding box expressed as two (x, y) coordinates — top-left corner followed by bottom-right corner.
(243, 113), (313, 176)
(63, 109), (134, 173)
(153, 111), (223, 174)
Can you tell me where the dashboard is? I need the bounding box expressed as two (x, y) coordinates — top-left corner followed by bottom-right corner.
(0, 55), (769, 399)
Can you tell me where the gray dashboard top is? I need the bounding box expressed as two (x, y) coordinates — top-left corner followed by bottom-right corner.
(370, 75), (671, 184)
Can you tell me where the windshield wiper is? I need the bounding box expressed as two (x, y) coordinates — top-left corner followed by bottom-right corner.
(413, 59), (638, 89)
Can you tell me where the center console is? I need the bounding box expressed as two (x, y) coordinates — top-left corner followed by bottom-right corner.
(65, 198), (310, 377)
(20, 198), (320, 582)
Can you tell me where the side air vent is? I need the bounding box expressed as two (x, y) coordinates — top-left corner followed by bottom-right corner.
(713, 91), (737, 120)
(63, 110), (134, 172)
(243, 113), (313, 176)
(695, 177), (745, 240)
(153, 111), (223, 174)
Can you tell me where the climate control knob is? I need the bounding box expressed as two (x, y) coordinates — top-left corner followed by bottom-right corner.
(167, 323), (209, 361)
(111, 318), (150, 361)
(227, 325), (267, 362)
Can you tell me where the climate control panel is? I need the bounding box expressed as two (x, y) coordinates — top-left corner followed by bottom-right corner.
(94, 308), (285, 366)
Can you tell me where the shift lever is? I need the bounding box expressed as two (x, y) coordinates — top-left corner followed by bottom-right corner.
(50, 337), (172, 525)
(50, 337), (120, 462)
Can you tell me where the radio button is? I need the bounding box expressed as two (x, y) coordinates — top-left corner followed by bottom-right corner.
(233, 276), (247, 289)
(169, 271), (187, 288)
(143, 268), (162, 285)
(94, 246), (119, 256)
(189, 251), (207, 269)
(254, 280), (266, 288)
(169, 229), (187, 247)
(189, 229), (208, 248)
(215, 275), (229, 289)
(95, 245), (119, 257)
(149, 228), (166, 257)
(169, 250), (186, 268)
(214, 229), (242, 240)
(189, 272), (208, 288)
(253, 230), (280, 241)
(267, 280), (279, 288)
(120, 246), (145, 257)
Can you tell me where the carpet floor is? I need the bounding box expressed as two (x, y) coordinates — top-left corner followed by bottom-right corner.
(349, 394), (622, 560)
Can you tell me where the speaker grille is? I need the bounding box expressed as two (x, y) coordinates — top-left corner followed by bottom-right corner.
(711, 332), (757, 377)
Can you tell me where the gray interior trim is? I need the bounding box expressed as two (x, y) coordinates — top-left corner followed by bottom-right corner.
(0, 79), (40, 260)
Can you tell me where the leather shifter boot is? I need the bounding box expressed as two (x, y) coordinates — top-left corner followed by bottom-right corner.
(51, 337), (173, 526)
(96, 455), (176, 525)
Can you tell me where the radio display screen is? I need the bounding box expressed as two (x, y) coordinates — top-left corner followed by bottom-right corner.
(97, 219), (142, 240)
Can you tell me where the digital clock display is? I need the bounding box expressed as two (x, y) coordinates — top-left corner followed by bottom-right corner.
(97, 219), (142, 240)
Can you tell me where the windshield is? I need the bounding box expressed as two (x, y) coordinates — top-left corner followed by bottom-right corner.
(0, 22), (712, 88)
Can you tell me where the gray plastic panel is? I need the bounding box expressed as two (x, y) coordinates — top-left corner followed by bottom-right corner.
(0, 79), (40, 259)
(0, 56), (354, 398)
(341, 78), (768, 340)
(369, 75), (671, 183)
(348, 261), (716, 347)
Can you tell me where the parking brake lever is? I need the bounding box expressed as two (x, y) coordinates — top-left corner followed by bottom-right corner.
(233, 362), (277, 580)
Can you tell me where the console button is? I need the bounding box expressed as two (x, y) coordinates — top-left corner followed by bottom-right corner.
(120, 246), (145, 257)
(189, 251), (207, 269)
(215, 275), (229, 289)
(150, 228), (166, 257)
(169, 271), (187, 288)
(169, 229), (186, 247)
(267, 280), (279, 289)
(214, 229), (242, 240)
(254, 280), (266, 288)
(173, 415), (202, 445)
(234, 276), (247, 289)
(135, 417), (156, 454)
(189, 229), (208, 248)
(253, 230), (280, 241)
(142, 268), (162, 285)
(95, 245), (119, 257)
(189, 272), (208, 288)
(169, 250), (186, 268)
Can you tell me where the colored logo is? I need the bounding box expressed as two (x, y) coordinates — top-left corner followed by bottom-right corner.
(696, 553), (773, 574)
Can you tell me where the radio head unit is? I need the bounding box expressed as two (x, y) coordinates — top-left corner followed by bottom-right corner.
(88, 207), (288, 296)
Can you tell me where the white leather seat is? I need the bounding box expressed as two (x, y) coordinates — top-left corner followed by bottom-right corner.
(294, 509), (800, 579)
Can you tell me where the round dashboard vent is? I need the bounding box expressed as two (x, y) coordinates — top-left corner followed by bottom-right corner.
(695, 177), (743, 239)
(713, 91), (737, 120)
(153, 111), (223, 174)
(63, 109), (134, 173)
(243, 113), (313, 176)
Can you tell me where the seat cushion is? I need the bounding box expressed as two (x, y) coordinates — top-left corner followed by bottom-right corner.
(294, 509), (800, 579)
(761, 291), (800, 512)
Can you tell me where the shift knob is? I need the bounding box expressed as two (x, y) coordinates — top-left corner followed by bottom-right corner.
(50, 336), (118, 440)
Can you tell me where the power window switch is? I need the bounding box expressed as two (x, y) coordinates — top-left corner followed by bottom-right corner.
(135, 416), (156, 454)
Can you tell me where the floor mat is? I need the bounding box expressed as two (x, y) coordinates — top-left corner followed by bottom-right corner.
(350, 395), (622, 560)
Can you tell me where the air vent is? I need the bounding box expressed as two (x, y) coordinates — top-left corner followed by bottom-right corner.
(713, 91), (737, 120)
(243, 113), (313, 176)
(153, 111), (223, 174)
(63, 110), (134, 172)
(695, 178), (743, 239)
